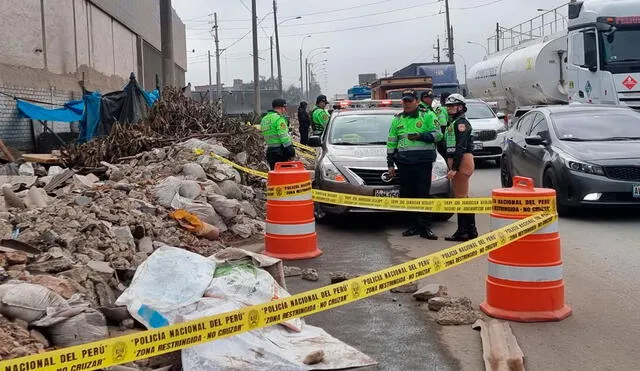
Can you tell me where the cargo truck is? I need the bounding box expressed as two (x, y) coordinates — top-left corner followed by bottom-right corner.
(468, 0), (640, 115)
(393, 62), (462, 98)
(370, 76), (433, 100)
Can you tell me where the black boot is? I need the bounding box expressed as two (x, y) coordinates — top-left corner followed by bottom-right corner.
(445, 214), (472, 242)
(420, 227), (438, 240)
(465, 214), (478, 239)
(402, 226), (420, 237)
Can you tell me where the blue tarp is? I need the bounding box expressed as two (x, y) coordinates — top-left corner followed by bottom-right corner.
(79, 92), (102, 143)
(16, 99), (85, 123)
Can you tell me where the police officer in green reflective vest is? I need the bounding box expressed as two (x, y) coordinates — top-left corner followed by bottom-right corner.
(310, 95), (330, 135)
(436, 92), (451, 158)
(387, 89), (442, 240)
(418, 89), (436, 115)
(261, 98), (295, 170)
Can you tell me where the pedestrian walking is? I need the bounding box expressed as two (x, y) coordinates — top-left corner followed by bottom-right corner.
(443, 93), (478, 241)
(387, 89), (442, 240)
(261, 98), (295, 170)
(310, 95), (330, 135)
(297, 101), (311, 145)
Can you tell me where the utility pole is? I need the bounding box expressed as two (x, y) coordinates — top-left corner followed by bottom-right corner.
(270, 36), (275, 86)
(433, 36), (441, 63)
(207, 50), (213, 104)
(496, 22), (500, 52)
(273, 0), (283, 94)
(214, 13), (222, 100)
(159, 0), (175, 86)
(299, 49), (303, 97)
(305, 59), (309, 101)
(445, 0), (454, 63)
(251, 0), (260, 114)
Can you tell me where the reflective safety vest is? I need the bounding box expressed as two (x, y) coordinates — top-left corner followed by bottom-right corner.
(445, 116), (473, 155)
(436, 106), (449, 128)
(387, 109), (442, 166)
(311, 106), (329, 132)
(261, 110), (292, 149)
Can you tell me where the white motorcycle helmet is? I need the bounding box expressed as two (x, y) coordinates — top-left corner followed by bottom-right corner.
(444, 93), (466, 106)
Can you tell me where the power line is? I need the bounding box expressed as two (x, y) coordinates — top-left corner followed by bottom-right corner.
(453, 0), (503, 10)
(281, 0), (394, 18)
(279, 1), (440, 28)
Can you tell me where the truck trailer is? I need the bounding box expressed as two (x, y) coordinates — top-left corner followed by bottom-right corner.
(467, 0), (640, 114)
(370, 76), (433, 100)
(393, 62), (462, 98)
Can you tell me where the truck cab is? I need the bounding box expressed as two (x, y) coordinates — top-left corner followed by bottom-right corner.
(566, 0), (640, 110)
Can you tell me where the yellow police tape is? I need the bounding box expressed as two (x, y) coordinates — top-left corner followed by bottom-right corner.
(293, 141), (318, 153)
(492, 196), (557, 215)
(207, 151), (270, 179)
(0, 212), (557, 371)
(267, 180), (313, 199)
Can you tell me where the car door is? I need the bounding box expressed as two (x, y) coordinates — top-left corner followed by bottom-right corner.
(521, 113), (552, 185)
(506, 112), (537, 177)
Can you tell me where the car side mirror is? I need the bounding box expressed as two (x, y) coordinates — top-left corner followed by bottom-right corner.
(525, 135), (547, 146)
(308, 136), (322, 147)
(496, 112), (506, 119)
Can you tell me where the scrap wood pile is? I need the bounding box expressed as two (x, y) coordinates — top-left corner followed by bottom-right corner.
(61, 87), (266, 169)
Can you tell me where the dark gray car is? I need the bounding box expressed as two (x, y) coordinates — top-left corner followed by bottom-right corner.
(309, 108), (452, 221)
(500, 105), (640, 214)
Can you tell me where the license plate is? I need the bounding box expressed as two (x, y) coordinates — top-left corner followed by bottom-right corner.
(473, 142), (484, 151)
(374, 189), (400, 198)
(633, 184), (640, 198)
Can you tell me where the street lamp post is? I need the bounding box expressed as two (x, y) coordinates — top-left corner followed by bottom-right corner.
(454, 53), (467, 90)
(273, 7), (302, 95)
(304, 47), (330, 100)
(300, 35), (311, 99)
(466, 41), (488, 56)
(307, 58), (327, 101)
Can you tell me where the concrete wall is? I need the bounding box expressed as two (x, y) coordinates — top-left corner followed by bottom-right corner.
(0, 0), (186, 150)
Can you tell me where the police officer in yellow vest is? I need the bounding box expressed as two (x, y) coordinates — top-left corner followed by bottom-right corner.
(387, 89), (442, 240)
(443, 93), (478, 241)
(261, 98), (295, 170)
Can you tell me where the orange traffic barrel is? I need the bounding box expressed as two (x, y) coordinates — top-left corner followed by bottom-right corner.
(263, 161), (322, 260)
(480, 176), (572, 322)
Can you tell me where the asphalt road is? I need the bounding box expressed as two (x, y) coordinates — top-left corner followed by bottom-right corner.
(288, 161), (640, 370)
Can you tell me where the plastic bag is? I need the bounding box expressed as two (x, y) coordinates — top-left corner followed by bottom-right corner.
(204, 263), (303, 332)
(170, 209), (220, 240)
(115, 246), (216, 329)
(154, 176), (183, 208)
(45, 309), (109, 347)
(0, 281), (68, 323)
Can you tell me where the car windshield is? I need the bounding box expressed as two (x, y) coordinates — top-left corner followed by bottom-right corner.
(552, 110), (640, 141)
(466, 102), (496, 119)
(328, 114), (393, 145)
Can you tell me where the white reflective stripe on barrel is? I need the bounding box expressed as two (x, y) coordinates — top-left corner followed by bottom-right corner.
(490, 216), (559, 234)
(266, 221), (315, 235)
(488, 261), (564, 282)
(267, 193), (313, 201)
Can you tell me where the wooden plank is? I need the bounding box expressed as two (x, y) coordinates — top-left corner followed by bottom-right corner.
(473, 319), (525, 371)
(21, 153), (61, 164)
(0, 139), (16, 162)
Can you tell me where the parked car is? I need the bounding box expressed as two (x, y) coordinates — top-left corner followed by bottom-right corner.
(500, 105), (640, 214)
(309, 106), (452, 222)
(464, 99), (509, 164)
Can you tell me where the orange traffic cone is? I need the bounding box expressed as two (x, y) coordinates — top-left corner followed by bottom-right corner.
(263, 161), (322, 260)
(480, 176), (572, 322)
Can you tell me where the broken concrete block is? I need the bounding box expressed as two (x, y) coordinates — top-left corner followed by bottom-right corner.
(87, 260), (115, 275)
(284, 266), (302, 277)
(137, 237), (154, 254)
(428, 296), (473, 312)
(27, 275), (78, 299)
(330, 272), (350, 284)
(235, 152), (248, 165)
(391, 282), (419, 293)
(413, 284), (448, 302)
(74, 196), (92, 207)
(5, 251), (29, 265)
(2, 185), (26, 209)
(27, 256), (74, 273)
(302, 268), (319, 282)
(436, 306), (482, 326)
(111, 226), (135, 249)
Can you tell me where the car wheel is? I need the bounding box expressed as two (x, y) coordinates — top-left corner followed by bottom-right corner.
(314, 203), (328, 224)
(432, 212), (454, 222)
(542, 168), (571, 216)
(494, 158), (501, 167)
(500, 158), (513, 188)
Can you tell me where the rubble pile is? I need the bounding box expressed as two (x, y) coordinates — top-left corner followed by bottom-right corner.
(61, 87), (267, 169)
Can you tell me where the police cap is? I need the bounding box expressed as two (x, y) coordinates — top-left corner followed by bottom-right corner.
(401, 89), (418, 101)
(272, 98), (287, 108)
(316, 95), (328, 104)
(420, 90), (434, 99)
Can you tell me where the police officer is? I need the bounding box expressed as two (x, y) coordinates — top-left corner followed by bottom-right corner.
(443, 94), (478, 242)
(436, 92), (451, 158)
(261, 98), (295, 170)
(387, 89), (442, 240)
(297, 101), (311, 145)
(310, 95), (330, 135)
(418, 89), (436, 114)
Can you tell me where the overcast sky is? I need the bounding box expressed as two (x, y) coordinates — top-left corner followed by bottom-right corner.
(173, 0), (567, 98)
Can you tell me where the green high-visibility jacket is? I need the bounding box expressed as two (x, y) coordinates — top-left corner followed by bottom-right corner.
(261, 110), (292, 150)
(387, 109), (442, 167)
(311, 106), (330, 132)
(436, 106), (449, 128)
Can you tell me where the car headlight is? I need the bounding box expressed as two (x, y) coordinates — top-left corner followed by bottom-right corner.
(320, 157), (347, 182)
(557, 152), (605, 176)
(433, 157), (448, 180)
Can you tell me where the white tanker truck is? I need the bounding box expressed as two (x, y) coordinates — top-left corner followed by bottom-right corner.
(468, 0), (640, 115)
